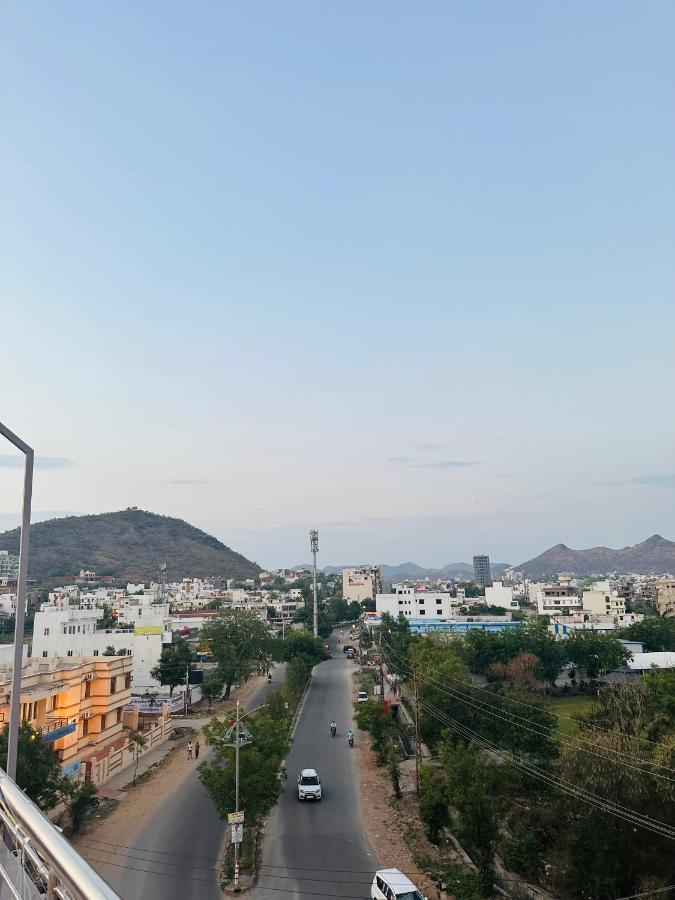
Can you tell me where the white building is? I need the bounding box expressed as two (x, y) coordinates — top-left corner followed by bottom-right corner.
(376, 585), (456, 619)
(536, 585), (582, 615)
(0, 551), (19, 580)
(343, 566), (382, 603)
(484, 581), (520, 611)
(31, 603), (172, 694)
(0, 593), (27, 616)
(582, 581), (626, 617)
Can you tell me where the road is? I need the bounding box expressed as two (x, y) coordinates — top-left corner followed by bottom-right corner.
(94, 666), (286, 900)
(252, 634), (377, 900)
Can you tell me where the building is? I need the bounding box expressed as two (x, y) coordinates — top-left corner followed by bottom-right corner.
(343, 566), (382, 603)
(0, 551), (19, 580)
(655, 580), (675, 618)
(0, 655), (132, 776)
(535, 584), (582, 615)
(582, 581), (626, 617)
(31, 602), (172, 693)
(484, 581), (520, 611)
(366, 614), (521, 636)
(473, 555), (492, 587)
(376, 585), (456, 619)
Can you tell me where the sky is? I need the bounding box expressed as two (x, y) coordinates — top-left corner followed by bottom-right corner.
(1, 2), (674, 569)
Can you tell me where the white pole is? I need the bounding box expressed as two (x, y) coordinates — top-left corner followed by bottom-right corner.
(310, 530), (319, 639)
(0, 423), (34, 782)
(234, 700), (240, 892)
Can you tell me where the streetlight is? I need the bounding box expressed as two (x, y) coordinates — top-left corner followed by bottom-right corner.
(309, 530), (319, 639)
(0, 422), (34, 781)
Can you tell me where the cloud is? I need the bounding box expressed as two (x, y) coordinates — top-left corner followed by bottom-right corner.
(496, 473), (516, 479)
(389, 455), (415, 464)
(595, 473), (675, 490)
(165, 479), (210, 485)
(0, 455), (74, 469)
(413, 460), (480, 469)
(414, 443), (443, 452)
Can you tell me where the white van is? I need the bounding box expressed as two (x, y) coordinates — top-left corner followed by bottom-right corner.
(371, 868), (426, 900)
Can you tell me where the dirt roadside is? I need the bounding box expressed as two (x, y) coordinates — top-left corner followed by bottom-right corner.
(71, 674), (267, 854)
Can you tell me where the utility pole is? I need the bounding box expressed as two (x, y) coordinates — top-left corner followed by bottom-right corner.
(234, 700), (241, 892)
(310, 530), (319, 638)
(413, 664), (422, 796)
(378, 630), (385, 701)
(183, 659), (190, 717)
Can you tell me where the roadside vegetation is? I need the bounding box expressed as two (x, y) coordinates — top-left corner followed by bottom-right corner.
(356, 613), (675, 899)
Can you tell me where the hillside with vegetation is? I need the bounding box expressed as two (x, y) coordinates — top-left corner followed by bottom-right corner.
(0, 508), (260, 583)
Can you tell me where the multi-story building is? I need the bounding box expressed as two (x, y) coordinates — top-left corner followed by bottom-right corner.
(0, 551), (19, 580)
(582, 581), (626, 618)
(31, 602), (172, 693)
(343, 566), (382, 603)
(484, 581), (520, 611)
(655, 580), (675, 618)
(535, 584), (582, 615)
(0, 655), (132, 776)
(473, 555), (492, 587)
(376, 585), (456, 619)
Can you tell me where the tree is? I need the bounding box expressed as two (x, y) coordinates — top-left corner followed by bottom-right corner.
(201, 673), (224, 711)
(488, 652), (546, 693)
(419, 765), (451, 842)
(60, 779), (98, 833)
(279, 630), (325, 666)
(618, 617), (675, 652)
(103, 645), (117, 656)
(566, 631), (631, 679)
(409, 638), (471, 749)
(200, 610), (272, 699)
(0, 722), (63, 810)
(127, 730), (147, 784)
(150, 641), (194, 696)
(354, 699), (397, 762)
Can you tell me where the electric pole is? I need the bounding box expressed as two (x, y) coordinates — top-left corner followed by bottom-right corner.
(220, 700), (254, 893)
(310, 529), (319, 638)
(413, 665), (422, 796)
(234, 701), (241, 892)
(378, 630), (385, 701)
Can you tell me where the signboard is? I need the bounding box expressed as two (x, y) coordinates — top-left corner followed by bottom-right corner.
(134, 625), (163, 635)
(228, 811), (245, 824)
(231, 823), (243, 844)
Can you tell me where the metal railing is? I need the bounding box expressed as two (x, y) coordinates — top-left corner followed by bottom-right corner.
(0, 769), (119, 900)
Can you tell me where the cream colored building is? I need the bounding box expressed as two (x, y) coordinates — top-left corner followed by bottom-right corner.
(343, 566), (382, 603)
(582, 581), (626, 618)
(655, 580), (675, 618)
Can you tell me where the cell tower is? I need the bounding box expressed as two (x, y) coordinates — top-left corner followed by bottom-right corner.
(309, 530), (319, 638)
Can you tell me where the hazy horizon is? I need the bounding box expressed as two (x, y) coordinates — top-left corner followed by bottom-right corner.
(2, 3), (674, 570)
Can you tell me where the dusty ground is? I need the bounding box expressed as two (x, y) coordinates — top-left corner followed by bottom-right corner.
(72, 675), (266, 853)
(353, 679), (447, 900)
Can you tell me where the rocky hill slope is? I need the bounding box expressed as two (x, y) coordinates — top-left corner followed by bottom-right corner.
(518, 534), (675, 577)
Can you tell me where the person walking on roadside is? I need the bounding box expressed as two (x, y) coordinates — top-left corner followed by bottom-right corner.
(187, 740), (193, 760)
(195, 740), (200, 760)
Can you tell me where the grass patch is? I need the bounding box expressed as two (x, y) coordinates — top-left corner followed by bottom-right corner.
(548, 694), (599, 736)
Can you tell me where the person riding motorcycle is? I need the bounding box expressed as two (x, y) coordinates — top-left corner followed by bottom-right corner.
(347, 729), (354, 747)
(330, 721), (337, 737)
(268, 673), (272, 683)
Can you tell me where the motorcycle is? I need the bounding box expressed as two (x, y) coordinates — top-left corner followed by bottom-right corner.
(268, 674), (272, 683)
(330, 724), (337, 738)
(347, 732), (354, 748)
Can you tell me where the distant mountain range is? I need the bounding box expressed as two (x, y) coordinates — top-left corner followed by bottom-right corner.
(317, 562), (511, 580)
(0, 509), (260, 583)
(517, 534), (675, 578)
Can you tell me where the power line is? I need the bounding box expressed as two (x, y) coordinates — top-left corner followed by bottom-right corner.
(612, 886), (675, 899)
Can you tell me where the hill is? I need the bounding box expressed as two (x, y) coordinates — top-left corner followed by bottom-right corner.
(518, 534), (675, 577)
(0, 509), (260, 583)
(320, 561), (510, 579)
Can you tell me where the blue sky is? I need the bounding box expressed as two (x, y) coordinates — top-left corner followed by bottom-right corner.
(1, 2), (674, 568)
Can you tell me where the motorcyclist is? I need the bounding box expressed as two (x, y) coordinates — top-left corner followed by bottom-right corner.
(268, 673), (272, 683)
(347, 729), (354, 746)
(330, 721), (337, 737)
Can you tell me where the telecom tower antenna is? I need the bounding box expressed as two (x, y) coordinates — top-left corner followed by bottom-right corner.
(310, 530), (319, 638)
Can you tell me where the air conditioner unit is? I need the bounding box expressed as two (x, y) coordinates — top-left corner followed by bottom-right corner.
(85, 673), (95, 681)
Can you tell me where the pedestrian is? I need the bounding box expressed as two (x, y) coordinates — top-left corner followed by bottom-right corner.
(187, 740), (193, 760)
(195, 740), (200, 760)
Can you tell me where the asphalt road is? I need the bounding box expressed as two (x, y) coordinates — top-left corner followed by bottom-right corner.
(94, 666), (286, 900)
(252, 632), (378, 900)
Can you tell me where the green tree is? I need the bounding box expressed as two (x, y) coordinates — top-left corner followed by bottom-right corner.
(60, 779), (98, 833)
(103, 645), (117, 656)
(201, 672), (225, 711)
(0, 722), (63, 810)
(200, 610), (272, 698)
(378, 612), (416, 673)
(150, 641), (194, 696)
(419, 765), (451, 842)
(566, 630), (631, 679)
(279, 630), (326, 666)
(618, 617), (675, 652)
(127, 730), (147, 784)
(354, 699), (397, 762)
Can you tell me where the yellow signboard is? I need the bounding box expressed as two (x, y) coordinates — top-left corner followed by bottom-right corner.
(134, 626), (163, 635)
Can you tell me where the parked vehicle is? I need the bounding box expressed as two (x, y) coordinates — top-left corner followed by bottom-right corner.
(297, 768), (322, 801)
(371, 868), (426, 900)
(343, 645), (355, 654)
(357, 690), (368, 703)
(346, 649), (355, 659)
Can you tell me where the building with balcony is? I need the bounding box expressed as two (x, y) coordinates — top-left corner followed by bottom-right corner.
(582, 581), (626, 617)
(0, 655), (132, 777)
(343, 566), (382, 603)
(535, 584), (582, 615)
(655, 580), (675, 618)
(376, 585), (456, 619)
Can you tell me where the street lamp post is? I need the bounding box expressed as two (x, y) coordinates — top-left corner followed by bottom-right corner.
(0, 423), (34, 782)
(309, 530), (319, 639)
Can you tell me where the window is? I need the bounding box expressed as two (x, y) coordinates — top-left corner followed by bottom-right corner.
(67, 650), (73, 657)
(116, 707), (123, 724)
(93, 649), (99, 657)
(42, 651), (48, 657)
(419, 609), (425, 615)
(77, 626), (81, 633)
(43, 627), (49, 635)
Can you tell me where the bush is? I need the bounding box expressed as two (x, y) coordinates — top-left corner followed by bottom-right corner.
(419, 766), (450, 843)
(500, 830), (544, 881)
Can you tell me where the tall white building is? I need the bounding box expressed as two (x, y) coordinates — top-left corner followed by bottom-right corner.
(0, 551), (19, 580)
(343, 566), (382, 603)
(535, 585), (582, 615)
(31, 602), (172, 693)
(376, 585), (456, 619)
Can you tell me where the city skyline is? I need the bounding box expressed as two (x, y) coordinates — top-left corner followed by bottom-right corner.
(2, 2), (675, 569)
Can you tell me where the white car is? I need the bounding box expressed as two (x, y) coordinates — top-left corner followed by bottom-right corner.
(297, 768), (322, 801)
(357, 690), (369, 703)
(371, 869), (426, 900)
